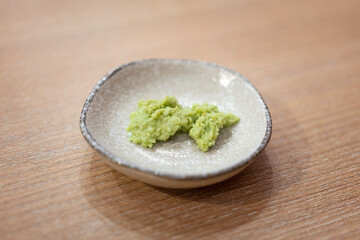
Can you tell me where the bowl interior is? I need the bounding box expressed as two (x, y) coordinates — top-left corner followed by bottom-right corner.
(85, 60), (268, 177)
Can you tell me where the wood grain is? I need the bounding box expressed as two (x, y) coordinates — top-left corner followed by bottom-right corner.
(1, 0), (360, 239)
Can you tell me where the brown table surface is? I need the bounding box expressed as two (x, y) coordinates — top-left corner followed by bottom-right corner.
(1, 0), (360, 239)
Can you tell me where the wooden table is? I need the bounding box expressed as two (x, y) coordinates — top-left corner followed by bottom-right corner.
(1, 0), (360, 239)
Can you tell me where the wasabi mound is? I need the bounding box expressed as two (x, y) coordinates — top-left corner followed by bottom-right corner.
(126, 96), (239, 152)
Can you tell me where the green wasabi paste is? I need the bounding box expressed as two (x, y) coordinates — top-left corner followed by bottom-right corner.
(126, 96), (239, 152)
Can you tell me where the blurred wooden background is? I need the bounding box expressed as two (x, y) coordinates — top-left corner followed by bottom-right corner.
(1, 0), (360, 239)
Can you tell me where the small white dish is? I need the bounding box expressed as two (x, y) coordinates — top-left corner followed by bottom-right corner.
(80, 59), (271, 188)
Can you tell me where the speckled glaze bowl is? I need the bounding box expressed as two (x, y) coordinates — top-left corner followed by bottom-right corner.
(80, 59), (272, 188)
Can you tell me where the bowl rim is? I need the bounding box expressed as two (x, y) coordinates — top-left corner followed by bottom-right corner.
(80, 58), (272, 180)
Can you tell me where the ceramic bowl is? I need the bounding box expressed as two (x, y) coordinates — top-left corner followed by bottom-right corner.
(80, 59), (271, 188)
